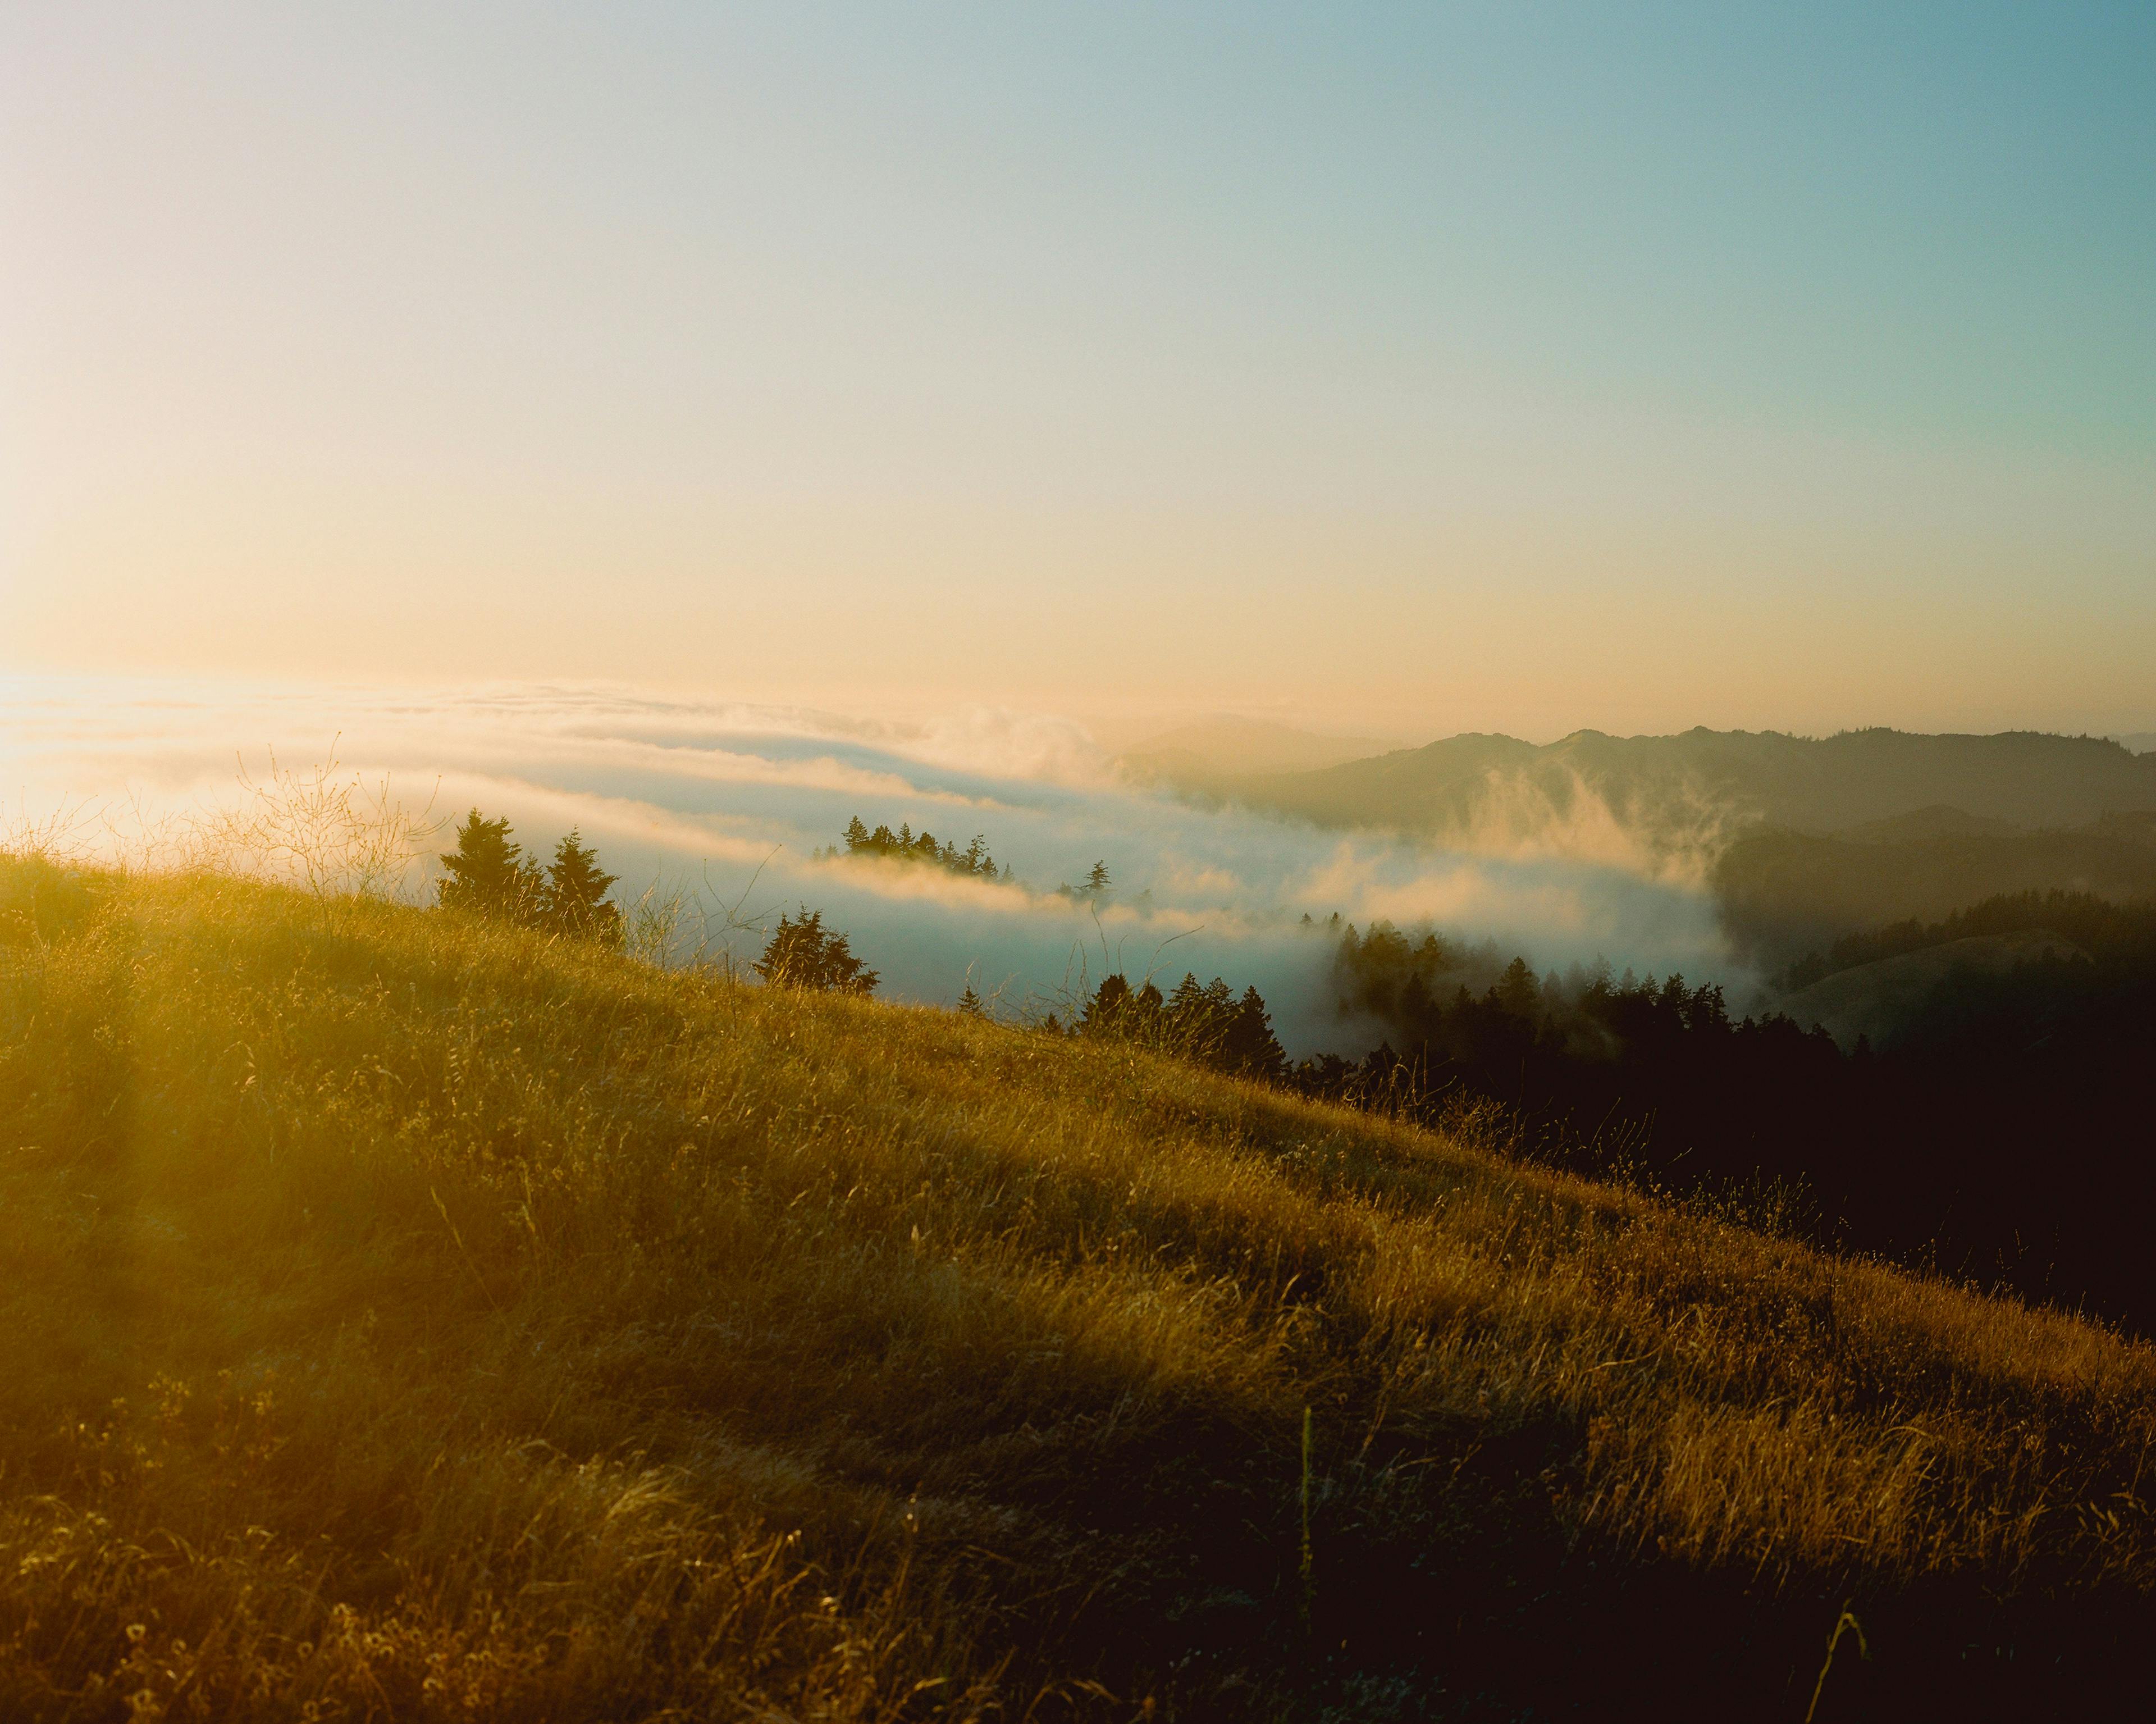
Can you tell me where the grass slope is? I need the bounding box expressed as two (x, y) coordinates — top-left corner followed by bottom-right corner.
(3, 863), (2154, 1720)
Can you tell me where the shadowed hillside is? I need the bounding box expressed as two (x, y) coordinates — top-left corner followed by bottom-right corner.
(1156, 728), (2156, 866)
(1775, 930), (2087, 1050)
(1718, 812), (2156, 968)
(4, 863), (2155, 1718)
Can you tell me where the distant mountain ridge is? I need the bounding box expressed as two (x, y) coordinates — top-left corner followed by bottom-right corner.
(1167, 727), (2156, 854)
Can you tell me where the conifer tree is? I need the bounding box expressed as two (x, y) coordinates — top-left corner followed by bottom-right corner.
(545, 828), (622, 946)
(1081, 973), (1132, 1032)
(1226, 985), (1289, 1083)
(1166, 973), (1231, 1061)
(753, 908), (878, 995)
(1496, 956), (1541, 1020)
(956, 985), (986, 1019)
(437, 810), (545, 924)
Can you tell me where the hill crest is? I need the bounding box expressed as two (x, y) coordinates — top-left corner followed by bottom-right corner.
(1151, 726), (2156, 860)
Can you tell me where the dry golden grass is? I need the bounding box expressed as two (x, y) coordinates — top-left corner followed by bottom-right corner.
(3, 856), (2153, 1719)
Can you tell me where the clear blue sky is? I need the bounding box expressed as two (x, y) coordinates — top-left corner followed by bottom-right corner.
(4, 3), (2151, 736)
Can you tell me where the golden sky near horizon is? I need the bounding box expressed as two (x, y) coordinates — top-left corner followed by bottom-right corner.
(4, 5), (2152, 741)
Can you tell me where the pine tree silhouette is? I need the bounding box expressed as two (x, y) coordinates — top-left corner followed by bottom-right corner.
(437, 810), (545, 924)
(753, 909), (878, 995)
(545, 829), (622, 946)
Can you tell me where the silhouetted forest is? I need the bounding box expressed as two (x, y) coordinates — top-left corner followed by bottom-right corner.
(1716, 812), (2156, 968)
(1054, 896), (2156, 1331)
(1287, 911), (2156, 1333)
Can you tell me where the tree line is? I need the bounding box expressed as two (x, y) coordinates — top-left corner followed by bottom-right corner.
(819, 815), (1116, 903)
(819, 818), (1005, 879)
(1315, 915), (2156, 1334)
(1040, 970), (1289, 1082)
(1778, 887), (2156, 991)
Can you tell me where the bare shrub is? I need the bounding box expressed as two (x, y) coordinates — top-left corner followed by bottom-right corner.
(191, 744), (439, 901)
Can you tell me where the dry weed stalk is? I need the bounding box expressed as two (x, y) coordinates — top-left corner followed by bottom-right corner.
(195, 742), (440, 901)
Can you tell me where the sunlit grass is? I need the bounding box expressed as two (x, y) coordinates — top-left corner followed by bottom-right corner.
(3, 855), (2153, 1717)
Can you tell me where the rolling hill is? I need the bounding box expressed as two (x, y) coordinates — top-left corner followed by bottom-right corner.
(3, 862), (2154, 1718)
(1717, 811), (2156, 968)
(1161, 728), (2156, 861)
(1775, 929), (2088, 1050)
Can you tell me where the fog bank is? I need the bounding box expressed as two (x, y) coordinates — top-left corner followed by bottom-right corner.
(0, 677), (1743, 1056)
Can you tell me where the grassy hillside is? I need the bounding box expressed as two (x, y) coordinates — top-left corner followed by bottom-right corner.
(4, 862), (2156, 1720)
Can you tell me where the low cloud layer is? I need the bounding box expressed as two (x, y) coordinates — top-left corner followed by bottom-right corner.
(0, 677), (1744, 1055)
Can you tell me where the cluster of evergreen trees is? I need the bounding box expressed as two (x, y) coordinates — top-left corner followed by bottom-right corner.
(824, 818), (1003, 879)
(820, 816), (1117, 905)
(1303, 922), (1838, 1150)
(1327, 921), (1755, 1075)
(1044, 970), (1289, 1082)
(436, 811), (623, 945)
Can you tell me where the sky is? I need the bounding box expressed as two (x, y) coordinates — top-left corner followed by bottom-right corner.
(4, 2), (2153, 740)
